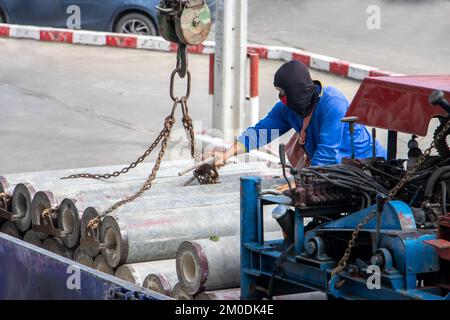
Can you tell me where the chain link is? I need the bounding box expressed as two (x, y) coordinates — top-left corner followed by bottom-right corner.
(60, 124), (172, 180)
(181, 97), (199, 161)
(42, 207), (58, 228)
(0, 192), (11, 209)
(85, 75), (200, 229)
(330, 118), (450, 282)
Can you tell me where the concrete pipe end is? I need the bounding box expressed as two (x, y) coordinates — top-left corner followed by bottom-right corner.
(143, 273), (172, 297)
(100, 216), (128, 269)
(114, 266), (139, 286)
(194, 292), (212, 300)
(31, 191), (55, 240)
(42, 237), (73, 259)
(80, 207), (101, 257)
(172, 283), (194, 300)
(57, 198), (81, 249)
(74, 246), (94, 268)
(0, 221), (22, 239)
(176, 241), (209, 296)
(23, 230), (43, 247)
(94, 255), (115, 275)
(12, 183), (36, 232)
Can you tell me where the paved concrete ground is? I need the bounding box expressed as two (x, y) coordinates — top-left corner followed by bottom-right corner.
(0, 38), (439, 174)
(248, 0), (450, 75)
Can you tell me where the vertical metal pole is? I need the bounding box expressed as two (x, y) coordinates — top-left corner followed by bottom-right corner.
(213, 0), (248, 141)
(209, 53), (215, 112)
(387, 130), (398, 160)
(372, 128), (377, 158)
(240, 176), (261, 299)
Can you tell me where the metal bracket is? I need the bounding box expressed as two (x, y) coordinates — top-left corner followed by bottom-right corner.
(0, 207), (20, 221)
(31, 214), (68, 237)
(80, 237), (108, 250)
(32, 224), (68, 238)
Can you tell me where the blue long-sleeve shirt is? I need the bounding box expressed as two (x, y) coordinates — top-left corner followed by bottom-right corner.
(237, 86), (386, 166)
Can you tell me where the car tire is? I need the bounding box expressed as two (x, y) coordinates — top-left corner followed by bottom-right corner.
(114, 13), (157, 36)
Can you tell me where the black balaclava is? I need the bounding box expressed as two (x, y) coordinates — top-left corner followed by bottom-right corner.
(274, 60), (318, 117)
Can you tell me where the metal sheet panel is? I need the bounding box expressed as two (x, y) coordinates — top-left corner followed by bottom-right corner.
(346, 75), (450, 136)
(0, 233), (170, 300)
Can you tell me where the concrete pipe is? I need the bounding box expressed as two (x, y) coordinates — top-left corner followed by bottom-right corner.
(100, 202), (280, 268)
(57, 198), (81, 249)
(94, 255), (114, 275)
(143, 272), (178, 297)
(176, 232), (282, 295)
(172, 283), (193, 300)
(115, 259), (176, 287)
(30, 191), (60, 240)
(195, 289), (241, 300)
(11, 183), (37, 232)
(74, 246), (95, 268)
(23, 230), (43, 247)
(32, 190), (118, 245)
(80, 207), (102, 257)
(0, 221), (22, 239)
(42, 237), (73, 259)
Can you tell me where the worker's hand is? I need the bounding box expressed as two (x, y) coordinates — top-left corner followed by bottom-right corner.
(206, 149), (228, 168)
(204, 142), (245, 168)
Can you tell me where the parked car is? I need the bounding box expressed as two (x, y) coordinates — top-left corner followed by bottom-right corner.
(0, 0), (216, 36)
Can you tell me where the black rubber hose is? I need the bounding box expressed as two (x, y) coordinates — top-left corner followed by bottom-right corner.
(327, 174), (387, 193)
(424, 166), (450, 199)
(304, 170), (380, 194)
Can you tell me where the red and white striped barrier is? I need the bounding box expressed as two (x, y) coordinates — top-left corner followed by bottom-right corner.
(0, 23), (402, 80)
(248, 53), (260, 126)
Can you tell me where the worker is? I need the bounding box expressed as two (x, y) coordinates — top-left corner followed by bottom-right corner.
(207, 60), (386, 169)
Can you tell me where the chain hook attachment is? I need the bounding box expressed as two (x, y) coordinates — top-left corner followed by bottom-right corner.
(170, 67), (191, 101)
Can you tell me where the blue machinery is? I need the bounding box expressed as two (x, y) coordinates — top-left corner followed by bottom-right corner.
(240, 176), (450, 300)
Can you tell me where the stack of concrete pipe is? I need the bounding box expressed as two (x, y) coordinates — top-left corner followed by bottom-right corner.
(0, 159), (287, 298)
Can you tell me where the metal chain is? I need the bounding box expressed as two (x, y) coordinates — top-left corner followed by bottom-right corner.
(0, 192), (11, 209)
(60, 125), (171, 180)
(86, 65), (200, 227)
(88, 104), (178, 227)
(0, 192), (11, 201)
(42, 207), (58, 229)
(181, 97), (199, 161)
(330, 118), (450, 281)
(330, 210), (376, 278)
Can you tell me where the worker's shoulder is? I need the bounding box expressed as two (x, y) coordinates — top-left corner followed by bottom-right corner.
(321, 86), (349, 103)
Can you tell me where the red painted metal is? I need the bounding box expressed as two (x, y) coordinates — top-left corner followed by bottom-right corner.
(247, 45), (268, 59)
(346, 75), (450, 136)
(249, 53), (259, 98)
(209, 53), (215, 95)
(424, 239), (450, 261)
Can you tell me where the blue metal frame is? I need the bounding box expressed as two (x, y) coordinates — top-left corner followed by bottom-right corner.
(0, 233), (170, 300)
(240, 176), (450, 300)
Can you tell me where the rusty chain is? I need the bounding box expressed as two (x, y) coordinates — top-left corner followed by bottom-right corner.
(0, 192), (11, 209)
(72, 62), (200, 231)
(42, 207), (58, 228)
(60, 118), (175, 180)
(330, 117), (450, 283)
